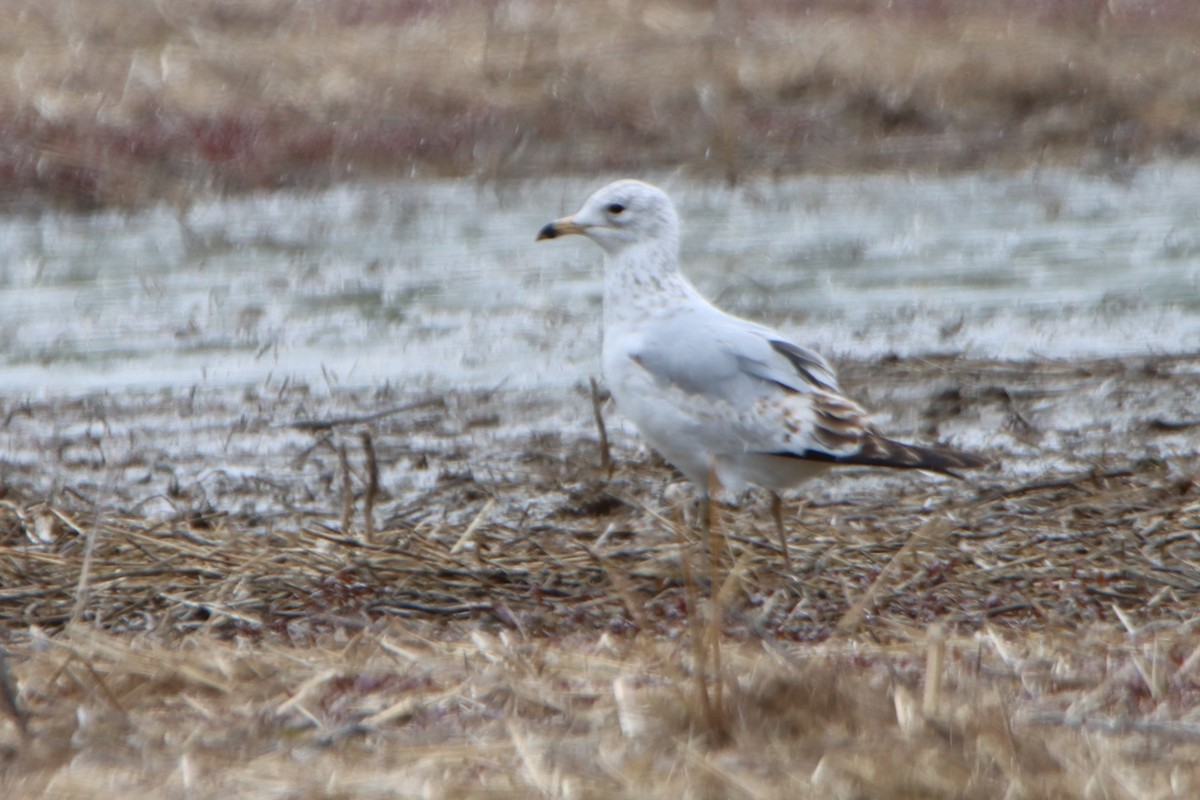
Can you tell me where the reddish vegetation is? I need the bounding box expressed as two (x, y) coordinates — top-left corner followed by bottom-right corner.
(5, 0), (1200, 208)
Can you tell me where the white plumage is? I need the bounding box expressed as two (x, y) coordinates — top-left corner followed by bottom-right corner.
(537, 179), (986, 499)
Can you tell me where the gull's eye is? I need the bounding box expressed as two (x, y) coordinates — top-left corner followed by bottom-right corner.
(606, 203), (626, 215)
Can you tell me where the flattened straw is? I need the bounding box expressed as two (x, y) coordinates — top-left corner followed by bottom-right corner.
(276, 668), (339, 715)
(1130, 640), (1166, 701)
(715, 547), (755, 610)
(584, 544), (648, 631)
(76, 657), (130, 718)
(286, 396), (444, 431)
(450, 499), (494, 555)
(69, 495), (105, 627)
(613, 676), (648, 738)
(836, 516), (951, 635)
(0, 645), (28, 736)
(1112, 604), (1138, 635)
(923, 623), (944, 718)
(159, 593), (264, 630)
(1173, 638), (1200, 682)
(49, 507), (88, 537)
(507, 719), (556, 795)
(362, 681), (465, 729)
(377, 637), (425, 663)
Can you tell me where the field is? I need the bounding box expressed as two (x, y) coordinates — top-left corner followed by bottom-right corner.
(4, 353), (1200, 797)
(4, 1), (1200, 798)
(7, 0), (1200, 208)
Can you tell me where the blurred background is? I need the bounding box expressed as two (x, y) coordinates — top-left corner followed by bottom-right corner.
(1, 0), (1199, 392)
(8, 0), (1200, 205)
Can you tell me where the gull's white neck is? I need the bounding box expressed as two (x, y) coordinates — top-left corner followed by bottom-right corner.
(602, 237), (703, 330)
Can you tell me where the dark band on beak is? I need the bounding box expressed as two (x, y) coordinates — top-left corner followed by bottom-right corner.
(536, 217), (587, 241)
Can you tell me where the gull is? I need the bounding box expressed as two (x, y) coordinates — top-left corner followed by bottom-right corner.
(537, 179), (987, 562)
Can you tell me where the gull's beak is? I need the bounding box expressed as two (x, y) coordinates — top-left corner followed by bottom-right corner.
(536, 216), (587, 241)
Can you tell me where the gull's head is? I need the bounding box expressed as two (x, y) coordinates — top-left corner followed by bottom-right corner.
(536, 179), (678, 255)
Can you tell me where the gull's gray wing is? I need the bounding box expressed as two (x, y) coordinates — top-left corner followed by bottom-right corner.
(622, 306), (989, 474)
(628, 308), (839, 401)
(739, 323), (839, 393)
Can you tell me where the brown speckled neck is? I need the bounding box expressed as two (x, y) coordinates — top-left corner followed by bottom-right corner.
(602, 237), (703, 330)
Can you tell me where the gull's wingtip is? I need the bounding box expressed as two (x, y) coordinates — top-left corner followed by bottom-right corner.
(777, 437), (992, 478)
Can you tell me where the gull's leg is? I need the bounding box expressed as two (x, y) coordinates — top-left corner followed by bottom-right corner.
(700, 492), (717, 570)
(772, 492), (792, 570)
(703, 461), (725, 721)
(703, 458), (720, 557)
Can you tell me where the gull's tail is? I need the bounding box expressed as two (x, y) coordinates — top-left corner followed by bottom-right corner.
(793, 434), (990, 478)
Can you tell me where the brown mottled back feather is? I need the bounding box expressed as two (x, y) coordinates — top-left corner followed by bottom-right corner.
(771, 391), (989, 477)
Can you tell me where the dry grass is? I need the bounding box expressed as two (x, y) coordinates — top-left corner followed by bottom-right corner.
(6, 0), (1200, 207)
(4, 616), (1200, 797)
(2, 347), (1200, 796)
(6, 3), (1200, 791)
(1, 460), (1197, 639)
(3, 353), (1200, 796)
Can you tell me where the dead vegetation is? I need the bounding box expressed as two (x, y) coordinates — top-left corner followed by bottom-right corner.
(0, 457), (1196, 640)
(5, 622), (1200, 799)
(4, 3), (1199, 792)
(6, 0), (1200, 208)
(2, 353), (1200, 796)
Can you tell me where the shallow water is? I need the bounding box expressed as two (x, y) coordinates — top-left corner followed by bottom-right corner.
(1, 165), (1198, 395)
